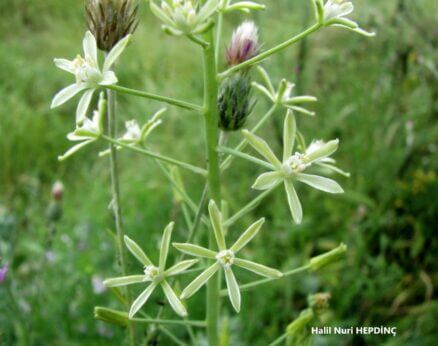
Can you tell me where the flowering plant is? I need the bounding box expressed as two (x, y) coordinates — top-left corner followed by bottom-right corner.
(51, 0), (373, 343)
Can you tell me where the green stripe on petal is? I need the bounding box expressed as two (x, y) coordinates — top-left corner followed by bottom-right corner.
(208, 200), (226, 251)
(284, 181), (303, 224)
(252, 171), (283, 190)
(51, 83), (88, 109)
(124, 235), (153, 266)
(224, 267), (241, 313)
(234, 258), (283, 278)
(103, 34), (132, 72)
(159, 222), (174, 271)
(103, 275), (146, 287)
(76, 89), (95, 124)
(231, 218), (265, 253)
(242, 130), (282, 169)
(180, 263), (220, 299)
(296, 173), (344, 194)
(129, 282), (157, 318)
(161, 280), (188, 317)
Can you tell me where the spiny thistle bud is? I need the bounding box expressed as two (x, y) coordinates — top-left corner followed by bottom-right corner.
(226, 21), (259, 67)
(218, 73), (255, 131)
(85, 0), (139, 52)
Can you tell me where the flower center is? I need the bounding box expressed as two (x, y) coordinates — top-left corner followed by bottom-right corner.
(144, 265), (160, 281)
(216, 250), (235, 268)
(284, 153), (308, 175)
(71, 55), (101, 85)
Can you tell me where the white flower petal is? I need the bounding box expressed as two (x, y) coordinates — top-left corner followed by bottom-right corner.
(173, 243), (217, 259)
(83, 31), (98, 64)
(180, 263), (220, 299)
(103, 275), (146, 287)
(224, 267), (241, 313)
(284, 180), (303, 224)
(231, 218), (264, 253)
(296, 173), (344, 194)
(129, 283), (157, 318)
(161, 280), (188, 317)
(103, 34), (132, 72)
(100, 71), (118, 86)
(124, 235), (153, 266)
(159, 222), (174, 272)
(283, 110), (296, 160)
(164, 259), (198, 277)
(234, 258), (283, 278)
(242, 130), (282, 169)
(58, 139), (95, 161)
(252, 171), (283, 190)
(208, 200), (226, 251)
(51, 83), (88, 109)
(54, 58), (75, 74)
(76, 89), (95, 124)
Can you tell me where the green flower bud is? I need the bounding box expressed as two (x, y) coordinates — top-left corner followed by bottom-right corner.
(94, 307), (129, 326)
(309, 243), (347, 271)
(218, 73), (255, 131)
(86, 0), (139, 52)
(286, 308), (314, 336)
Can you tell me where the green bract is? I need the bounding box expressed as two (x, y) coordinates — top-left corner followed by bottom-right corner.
(103, 223), (198, 318)
(252, 66), (318, 116)
(241, 111), (345, 224)
(51, 31), (131, 123)
(173, 200), (283, 312)
(150, 0), (218, 36)
(313, 0), (375, 37)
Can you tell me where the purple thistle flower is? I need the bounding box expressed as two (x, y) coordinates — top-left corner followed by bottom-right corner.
(226, 21), (260, 67)
(0, 264), (8, 283)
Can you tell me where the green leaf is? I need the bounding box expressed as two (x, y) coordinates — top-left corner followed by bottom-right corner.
(234, 258), (283, 278)
(161, 280), (188, 317)
(159, 222), (174, 271)
(124, 235), (153, 266)
(181, 263), (220, 299)
(103, 275), (146, 287)
(172, 243), (217, 259)
(231, 218), (265, 253)
(208, 200), (226, 251)
(224, 267), (241, 312)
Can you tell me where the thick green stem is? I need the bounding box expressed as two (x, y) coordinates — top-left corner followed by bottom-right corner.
(219, 23), (322, 79)
(106, 89), (136, 346)
(203, 29), (222, 346)
(106, 84), (203, 112)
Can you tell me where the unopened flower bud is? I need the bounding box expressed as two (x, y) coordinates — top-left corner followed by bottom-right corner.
(86, 0), (139, 52)
(218, 73), (254, 131)
(309, 243), (347, 271)
(226, 21), (259, 67)
(51, 181), (64, 202)
(94, 307), (129, 326)
(308, 292), (331, 310)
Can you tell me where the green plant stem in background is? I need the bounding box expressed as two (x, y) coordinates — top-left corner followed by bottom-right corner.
(268, 332), (288, 346)
(131, 317), (206, 327)
(101, 135), (208, 176)
(218, 146), (276, 170)
(106, 85), (203, 112)
(219, 23), (322, 79)
(220, 264), (311, 295)
(221, 104), (278, 171)
(215, 12), (224, 66)
(106, 89), (136, 346)
(203, 28), (222, 346)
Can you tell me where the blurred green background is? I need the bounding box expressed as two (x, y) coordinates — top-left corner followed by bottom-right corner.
(0, 0), (437, 345)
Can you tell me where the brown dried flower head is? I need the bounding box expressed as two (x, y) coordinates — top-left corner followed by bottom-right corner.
(86, 0), (139, 52)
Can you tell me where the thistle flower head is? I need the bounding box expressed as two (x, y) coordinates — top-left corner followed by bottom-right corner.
(218, 73), (254, 131)
(86, 0), (139, 52)
(226, 21), (259, 66)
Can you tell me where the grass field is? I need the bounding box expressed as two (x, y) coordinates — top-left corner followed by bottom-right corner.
(0, 0), (437, 345)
